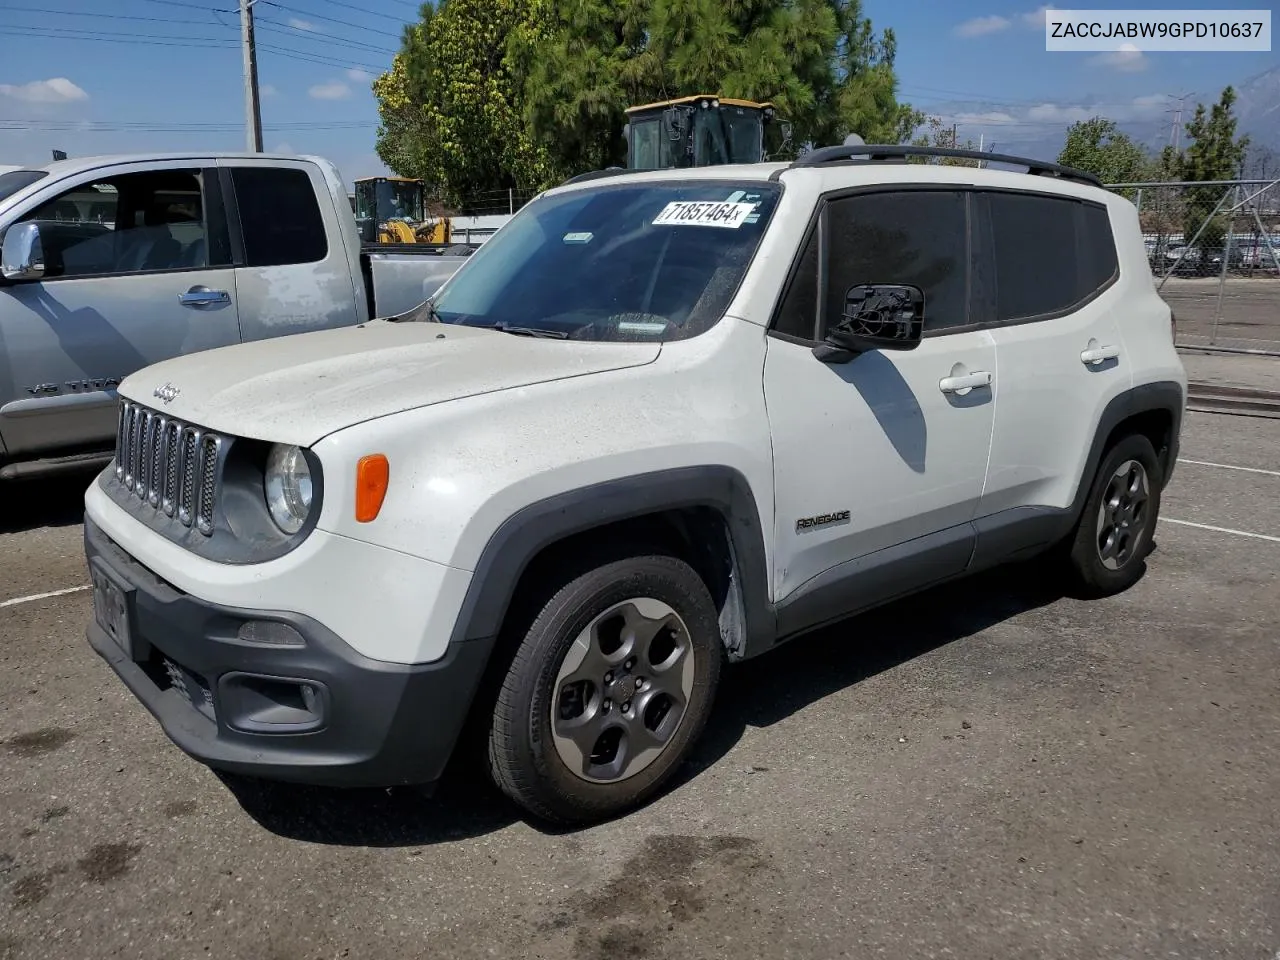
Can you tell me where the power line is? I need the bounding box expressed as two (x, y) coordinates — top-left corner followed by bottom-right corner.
(0, 5), (231, 27)
(259, 1), (406, 39)
(0, 24), (385, 71)
(0, 119), (375, 131)
(256, 18), (397, 55)
(308, 0), (421, 23)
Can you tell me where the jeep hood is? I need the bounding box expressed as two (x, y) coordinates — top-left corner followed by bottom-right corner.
(118, 320), (661, 446)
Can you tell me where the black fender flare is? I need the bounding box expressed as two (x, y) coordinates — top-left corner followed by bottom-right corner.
(1068, 379), (1185, 523)
(445, 465), (776, 654)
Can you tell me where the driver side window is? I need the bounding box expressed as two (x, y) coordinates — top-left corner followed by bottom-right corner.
(16, 168), (223, 280)
(823, 191), (969, 336)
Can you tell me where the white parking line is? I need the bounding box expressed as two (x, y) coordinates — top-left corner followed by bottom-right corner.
(1162, 518), (1280, 543)
(0, 585), (89, 609)
(1177, 458), (1280, 478)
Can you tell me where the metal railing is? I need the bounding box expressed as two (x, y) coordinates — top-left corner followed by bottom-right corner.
(1106, 178), (1280, 355)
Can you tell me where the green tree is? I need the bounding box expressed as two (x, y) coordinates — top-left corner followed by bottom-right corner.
(1177, 86), (1250, 253)
(1056, 117), (1147, 185)
(373, 0), (557, 208)
(908, 116), (980, 166)
(515, 0), (919, 176)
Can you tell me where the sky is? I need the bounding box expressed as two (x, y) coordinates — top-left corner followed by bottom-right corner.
(1, 0), (1276, 187)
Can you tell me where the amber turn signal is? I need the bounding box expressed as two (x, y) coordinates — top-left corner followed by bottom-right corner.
(355, 454), (390, 523)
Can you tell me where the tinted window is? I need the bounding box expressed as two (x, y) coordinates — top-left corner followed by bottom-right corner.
(823, 191), (968, 335)
(987, 192), (1079, 320)
(16, 169), (217, 278)
(231, 167), (326, 267)
(772, 225), (819, 340)
(425, 181), (780, 342)
(0, 170), (49, 204)
(1080, 202), (1118, 293)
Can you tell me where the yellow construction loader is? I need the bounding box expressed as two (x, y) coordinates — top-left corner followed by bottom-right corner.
(622, 95), (793, 170)
(353, 175), (450, 245)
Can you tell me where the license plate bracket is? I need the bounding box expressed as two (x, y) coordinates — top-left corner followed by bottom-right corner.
(90, 560), (140, 661)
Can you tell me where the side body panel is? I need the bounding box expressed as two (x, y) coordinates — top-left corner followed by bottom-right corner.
(0, 158), (240, 456)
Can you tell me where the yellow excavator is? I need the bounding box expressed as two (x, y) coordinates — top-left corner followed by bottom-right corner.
(622, 95), (793, 170)
(353, 175), (451, 245)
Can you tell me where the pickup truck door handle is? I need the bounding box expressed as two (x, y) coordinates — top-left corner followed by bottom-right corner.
(1080, 344), (1121, 365)
(938, 370), (993, 394)
(178, 286), (231, 306)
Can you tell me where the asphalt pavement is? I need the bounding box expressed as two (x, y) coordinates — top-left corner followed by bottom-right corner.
(2, 407), (1279, 960)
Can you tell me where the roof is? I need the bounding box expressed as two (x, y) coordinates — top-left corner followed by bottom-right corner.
(353, 176), (423, 184)
(13, 151), (329, 179)
(625, 95), (774, 114)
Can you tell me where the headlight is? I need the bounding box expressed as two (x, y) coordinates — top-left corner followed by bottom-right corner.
(264, 444), (313, 534)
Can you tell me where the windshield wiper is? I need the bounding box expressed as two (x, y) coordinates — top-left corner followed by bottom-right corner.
(485, 321), (569, 339)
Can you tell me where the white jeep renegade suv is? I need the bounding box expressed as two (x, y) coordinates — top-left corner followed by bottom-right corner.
(83, 145), (1186, 824)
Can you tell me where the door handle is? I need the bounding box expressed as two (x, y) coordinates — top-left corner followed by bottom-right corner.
(1081, 344), (1121, 365)
(938, 370), (993, 394)
(178, 286), (230, 306)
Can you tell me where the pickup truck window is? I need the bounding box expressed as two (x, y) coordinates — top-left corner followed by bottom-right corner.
(229, 167), (327, 267)
(16, 168), (224, 279)
(0, 169), (49, 203)
(429, 180), (781, 342)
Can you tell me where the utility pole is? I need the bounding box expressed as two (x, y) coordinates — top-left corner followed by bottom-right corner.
(1167, 93), (1190, 152)
(240, 0), (263, 152)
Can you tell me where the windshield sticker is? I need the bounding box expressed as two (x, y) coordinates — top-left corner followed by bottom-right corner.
(562, 231), (594, 244)
(618, 321), (667, 334)
(652, 201), (756, 229)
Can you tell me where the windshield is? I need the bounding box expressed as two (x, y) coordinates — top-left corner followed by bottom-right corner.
(422, 180), (780, 342)
(376, 180), (424, 222)
(0, 170), (49, 204)
(694, 110), (764, 166)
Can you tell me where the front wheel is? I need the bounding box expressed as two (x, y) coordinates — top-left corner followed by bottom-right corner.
(487, 554), (722, 825)
(1062, 433), (1163, 598)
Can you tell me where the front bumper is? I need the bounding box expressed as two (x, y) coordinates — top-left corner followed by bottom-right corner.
(84, 517), (491, 788)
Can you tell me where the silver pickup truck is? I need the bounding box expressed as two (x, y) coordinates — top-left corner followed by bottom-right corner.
(0, 152), (471, 480)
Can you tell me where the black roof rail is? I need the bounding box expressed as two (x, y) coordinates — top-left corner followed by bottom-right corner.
(559, 166), (630, 186)
(780, 144), (1103, 188)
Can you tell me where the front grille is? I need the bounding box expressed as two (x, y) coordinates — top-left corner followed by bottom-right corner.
(112, 399), (225, 536)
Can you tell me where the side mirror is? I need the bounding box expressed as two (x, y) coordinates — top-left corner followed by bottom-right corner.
(662, 107), (685, 142)
(813, 283), (924, 364)
(1, 222), (45, 281)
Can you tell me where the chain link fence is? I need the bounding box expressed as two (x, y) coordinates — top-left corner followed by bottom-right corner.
(1107, 178), (1280, 354)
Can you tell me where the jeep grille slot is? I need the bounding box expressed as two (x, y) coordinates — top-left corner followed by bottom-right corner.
(111, 399), (227, 537)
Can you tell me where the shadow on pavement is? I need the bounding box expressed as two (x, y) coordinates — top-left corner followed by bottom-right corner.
(0, 469), (98, 534)
(222, 560), (1070, 847)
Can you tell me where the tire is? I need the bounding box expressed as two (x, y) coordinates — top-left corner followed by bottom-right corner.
(486, 553), (722, 825)
(1062, 433), (1163, 598)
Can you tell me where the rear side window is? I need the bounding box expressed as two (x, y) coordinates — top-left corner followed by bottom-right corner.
(1080, 203), (1118, 294)
(230, 167), (327, 267)
(823, 191), (968, 334)
(984, 192), (1117, 322)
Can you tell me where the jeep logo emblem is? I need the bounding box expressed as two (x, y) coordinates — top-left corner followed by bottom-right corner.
(153, 382), (180, 404)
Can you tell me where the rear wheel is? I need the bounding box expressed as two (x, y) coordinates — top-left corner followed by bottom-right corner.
(487, 553), (721, 825)
(1062, 433), (1162, 598)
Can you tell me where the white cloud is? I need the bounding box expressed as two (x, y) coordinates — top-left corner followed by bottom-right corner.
(955, 14), (1011, 38)
(954, 111), (1018, 124)
(1089, 43), (1149, 73)
(260, 83), (280, 98)
(287, 17), (317, 31)
(346, 68), (371, 83)
(1021, 5), (1055, 28)
(0, 77), (88, 103)
(1027, 102), (1096, 123)
(272, 141), (296, 155)
(308, 81), (352, 100)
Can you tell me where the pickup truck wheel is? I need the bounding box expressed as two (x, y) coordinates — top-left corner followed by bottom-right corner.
(1062, 433), (1162, 598)
(487, 554), (721, 825)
